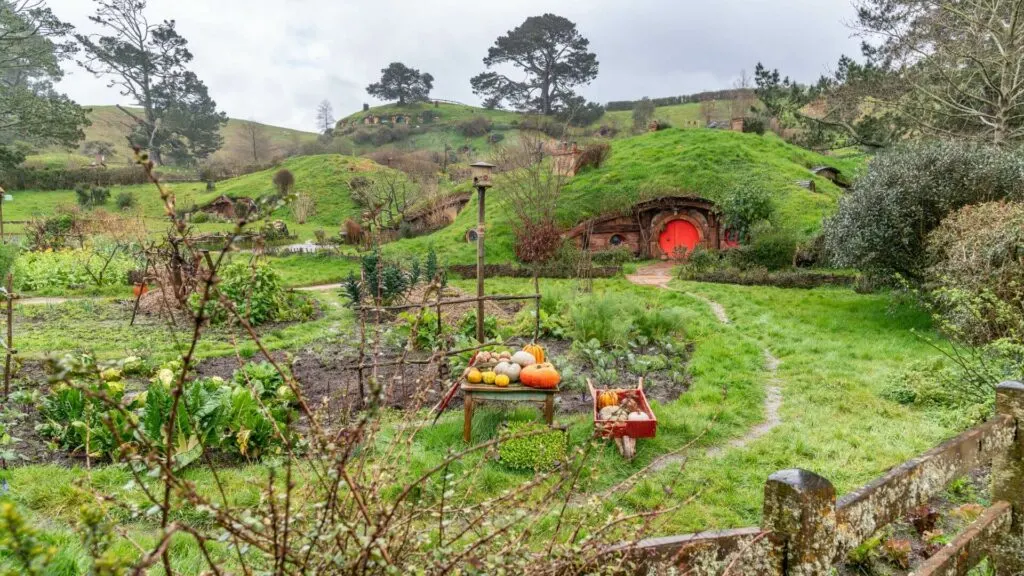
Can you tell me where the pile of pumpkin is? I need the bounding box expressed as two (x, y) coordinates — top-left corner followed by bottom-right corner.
(596, 389), (651, 422)
(464, 344), (561, 389)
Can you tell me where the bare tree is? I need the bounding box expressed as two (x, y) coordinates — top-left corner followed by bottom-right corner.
(731, 70), (756, 118)
(351, 170), (418, 233)
(699, 99), (717, 125)
(242, 119), (269, 163)
(855, 0), (1024, 145)
(316, 99), (335, 134)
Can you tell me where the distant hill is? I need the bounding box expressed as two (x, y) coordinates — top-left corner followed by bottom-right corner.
(26, 105), (320, 169)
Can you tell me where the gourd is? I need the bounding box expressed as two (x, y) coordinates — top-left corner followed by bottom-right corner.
(510, 351), (537, 368)
(627, 411), (649, 421)
(522, 344), (545, 364)
(494, 362), (521, 383)
(482, 371), (497, 385)
(597, 390), (619, 409)
(495, 374), (510, 387)
(466, 368), (483, 384)
(598, 406), (621, 421)
(520, 363), (561, 389)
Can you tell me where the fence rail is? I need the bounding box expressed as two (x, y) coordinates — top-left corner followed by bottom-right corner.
(618, 381), (1024, 575)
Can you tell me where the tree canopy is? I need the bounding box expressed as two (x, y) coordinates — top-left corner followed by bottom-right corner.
(470, 14), (598, 115)
(366, 62), (433, 105)
(0, 0), (89, 169)
(76, 0), (227, 164)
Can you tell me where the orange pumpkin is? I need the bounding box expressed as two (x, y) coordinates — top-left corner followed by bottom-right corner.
(522, 344), (545, 364)
(133, 283), (149, 297)
(520, 363), (560, 389)
(597, 390), (619, 409)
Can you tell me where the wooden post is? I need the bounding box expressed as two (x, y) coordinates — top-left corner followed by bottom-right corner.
(762, 469), (837, 576)
(475, 186), (486, 343)
(993, 381), (1024, 575)
(3, 273), (12, 398)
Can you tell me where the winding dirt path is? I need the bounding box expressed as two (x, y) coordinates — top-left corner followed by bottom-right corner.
(626, 262), (782, 464)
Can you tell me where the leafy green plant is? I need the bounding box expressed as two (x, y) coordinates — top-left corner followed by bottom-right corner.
(499, 421), (567, 472)
(15, 248), (138, 293)
(458, 310), (499, 341)
(193, 260), (311, 326)
(115, 192), (136, 211)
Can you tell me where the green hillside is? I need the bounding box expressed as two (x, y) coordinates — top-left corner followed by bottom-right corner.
(26, 106), (320, 169)
(599, 100), (739, 131)
(387, 129), (868, 264)
(4, 154), (409, 240)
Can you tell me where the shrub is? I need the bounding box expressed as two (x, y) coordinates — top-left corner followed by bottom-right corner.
(115, 192), (136, 211)
(718, 181), (774, 240)
(272, 169), (295, 196)
(0, 166), (148, 191)
(589, 245), (635, 266)
(727, 227), (797, 271)
(499, 421), (567, 471)
(573, 143), (611, 173)
(824, 141), (1024, 282)
(925, 201), (1024, 343)
(193, 260), (311, 326)
(458, 116), (492, 137)
(74, 184), (111, 208)
(742, 116), (767, 135)
(190, 211), (210, 224)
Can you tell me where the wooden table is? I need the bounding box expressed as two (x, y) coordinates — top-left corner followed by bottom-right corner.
(461, 383), (558, 442)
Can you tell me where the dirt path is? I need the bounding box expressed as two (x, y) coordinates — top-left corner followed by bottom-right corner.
(626, 262), (781, 464)
(295, 284), (341, 292)
(19, 297), (77, 305)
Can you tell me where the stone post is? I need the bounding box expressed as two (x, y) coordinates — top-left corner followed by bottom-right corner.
(993, 381), (1024, 575)
(762, 469), (837, 576)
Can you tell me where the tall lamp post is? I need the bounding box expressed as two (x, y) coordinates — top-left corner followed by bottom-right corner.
(469, 161), (496, 343)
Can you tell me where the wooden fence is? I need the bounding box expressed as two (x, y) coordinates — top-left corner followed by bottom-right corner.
(617, 381), (1024, 575)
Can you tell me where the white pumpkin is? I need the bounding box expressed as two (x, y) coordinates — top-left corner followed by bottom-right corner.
(598, 406), (621, 421)
(494, 361), (521, 383)
(627, 411), (650, 421)
(510, 351), (537, 368)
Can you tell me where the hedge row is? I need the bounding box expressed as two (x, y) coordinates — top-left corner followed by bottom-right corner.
(1, 167), (153, 191)
(447, 264), (621, 279)
(686, 268), (858, 290)
(606, 89), (756, 112)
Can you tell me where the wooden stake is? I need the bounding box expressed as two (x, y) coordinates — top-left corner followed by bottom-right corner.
(4, 273), (13, 398)
(476, 186), (486, 343)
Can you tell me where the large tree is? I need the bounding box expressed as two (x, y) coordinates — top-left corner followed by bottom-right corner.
(854, 0), (1024, 145)
(365, 62), (433, 105)
(0, 0), (89, 169)
(470, 14), (598, 115)
(75, 0), (227, 165)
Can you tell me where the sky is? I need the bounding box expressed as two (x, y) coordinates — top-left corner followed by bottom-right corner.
(46, 0), (863, 132)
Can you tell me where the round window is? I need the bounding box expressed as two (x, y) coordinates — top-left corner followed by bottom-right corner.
(466, 229), (479, 243)
(609, 234), (624, 246)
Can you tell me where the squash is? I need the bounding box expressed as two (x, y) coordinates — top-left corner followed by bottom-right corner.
(494, 362), (521, 383)
(522, 344), (545, 364)
(520, 363), (561, 389)
(495, 374), (510, 387)
(482, 371), (497, 385)
(597, 390), (620, 409)
(466, 368), (483, 384)
(598, 406), (621, 421)
(511, 351), (537, 367)
(628, 411), (650, 421)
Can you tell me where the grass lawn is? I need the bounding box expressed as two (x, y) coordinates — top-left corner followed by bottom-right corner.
(0, 275), (966, 571)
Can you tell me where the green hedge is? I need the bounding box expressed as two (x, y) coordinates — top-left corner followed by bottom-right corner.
(1, 166), (150, 191)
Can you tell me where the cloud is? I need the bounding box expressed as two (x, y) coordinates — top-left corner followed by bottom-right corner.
(46, 0), (860, 131)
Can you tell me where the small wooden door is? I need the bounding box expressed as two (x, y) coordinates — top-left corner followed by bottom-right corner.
(658, 219), (700, 258)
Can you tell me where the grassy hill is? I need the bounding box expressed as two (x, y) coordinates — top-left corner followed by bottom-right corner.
(599, 100), (740, 131)
(4, 154), (411, 240)
(387, 129), (868, 264)
(25, 106), (320, 170)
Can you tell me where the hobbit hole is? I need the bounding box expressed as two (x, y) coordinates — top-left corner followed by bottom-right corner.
(565, 197), (734, 260)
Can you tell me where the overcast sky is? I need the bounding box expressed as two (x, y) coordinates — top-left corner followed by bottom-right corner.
(46, 0), (862, 132)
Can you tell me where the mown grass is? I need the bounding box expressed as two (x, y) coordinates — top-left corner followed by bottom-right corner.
(599, 100), (738, 131)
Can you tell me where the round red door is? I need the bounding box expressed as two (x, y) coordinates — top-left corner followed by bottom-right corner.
(658, 219), (700, 258)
